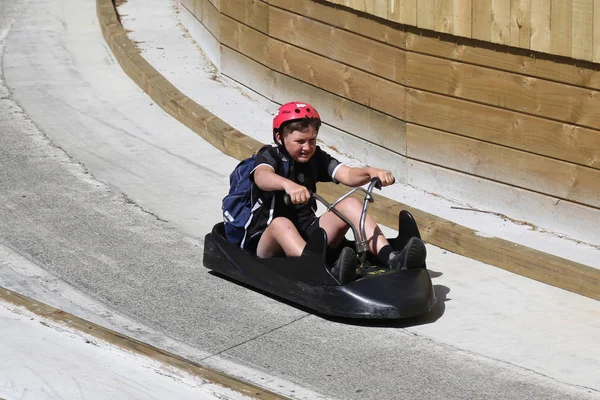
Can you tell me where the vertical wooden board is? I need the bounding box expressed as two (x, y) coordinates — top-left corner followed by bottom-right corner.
(472, 0), (492, 41)
(366, 0), (388, 19)
(530, 0), (551, 52)
(550, 0), (572, 57)
(376, 0), (388, 19)
(388, 0), (418, 25)
(268, 0), (406, 48)
(417, 0), (436, 29)
(453, 0), (472, 38)
(399, 0), (418, 25)
(491, 0), (511, 44)
(387, 0), (401, 23)
(220, 0), (269, 33)
(349, 0), (367, 12)
(364, 0), (375, 14)
(572, 0), (594, 61)
(510, 0), (531, 48)
(595, 0), (600, 62)
(434, 0), (454, 33)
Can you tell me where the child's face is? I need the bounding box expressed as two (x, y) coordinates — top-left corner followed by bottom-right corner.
(281, 125), (318, 163)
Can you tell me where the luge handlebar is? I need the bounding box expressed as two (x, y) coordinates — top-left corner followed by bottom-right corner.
(282, 177), (383, 260)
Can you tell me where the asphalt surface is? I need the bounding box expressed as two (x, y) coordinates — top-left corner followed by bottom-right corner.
(1, 0), (599, 399)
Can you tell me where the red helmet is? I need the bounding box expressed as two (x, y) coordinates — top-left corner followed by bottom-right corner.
(273, 101), (321, 134)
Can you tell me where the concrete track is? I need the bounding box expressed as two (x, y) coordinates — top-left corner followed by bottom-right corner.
(1, 0), (599, 399)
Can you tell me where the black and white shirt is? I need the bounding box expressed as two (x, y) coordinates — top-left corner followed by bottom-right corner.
(242, 145), (342, 250)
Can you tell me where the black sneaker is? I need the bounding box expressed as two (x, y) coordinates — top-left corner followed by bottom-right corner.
(388, 237), (427, 270)
(330, 247), (357, 284)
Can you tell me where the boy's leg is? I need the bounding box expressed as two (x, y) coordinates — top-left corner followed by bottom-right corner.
(318, 197), (389, 254)
(256, 217), (306, 258)
(318, 197), (426, 269)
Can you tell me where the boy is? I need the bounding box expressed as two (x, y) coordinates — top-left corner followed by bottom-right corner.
(242, 102), (426, 283)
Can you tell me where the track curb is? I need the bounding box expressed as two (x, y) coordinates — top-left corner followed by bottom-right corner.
(96, 0), (600, 301)
(0, 286), (288, 400)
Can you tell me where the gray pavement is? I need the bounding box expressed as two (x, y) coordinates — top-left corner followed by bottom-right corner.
(1, 0), (599, 399)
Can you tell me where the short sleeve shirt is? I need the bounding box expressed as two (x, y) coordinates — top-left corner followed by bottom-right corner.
(244, 145), (342, 248)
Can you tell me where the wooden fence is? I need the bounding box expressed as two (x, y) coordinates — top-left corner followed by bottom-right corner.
(325, 0), (600, 62)
(179, 0), (600, 244)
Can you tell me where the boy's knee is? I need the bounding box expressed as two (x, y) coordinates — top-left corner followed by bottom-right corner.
(340, 197), (362, 211)
(269, 216), (295, 232)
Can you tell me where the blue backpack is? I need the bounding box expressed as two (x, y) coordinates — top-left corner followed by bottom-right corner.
(222, 146), (290, 247)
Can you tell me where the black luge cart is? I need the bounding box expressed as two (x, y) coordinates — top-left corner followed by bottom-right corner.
(203, 179), (436, 319)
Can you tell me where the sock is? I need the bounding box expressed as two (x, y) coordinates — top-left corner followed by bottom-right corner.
(377, 245), (394, 266)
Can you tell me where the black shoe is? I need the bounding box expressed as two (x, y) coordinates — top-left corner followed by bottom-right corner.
(330, 247), (357, 284)
(388, 237), (427, 270)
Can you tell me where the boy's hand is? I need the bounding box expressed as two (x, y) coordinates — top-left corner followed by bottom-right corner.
(284, 182), (311, 205)
(371, 169), (395, 187)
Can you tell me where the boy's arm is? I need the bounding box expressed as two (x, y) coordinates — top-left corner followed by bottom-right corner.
(333, 165), (395, 188)
(253, 166), (311, 204)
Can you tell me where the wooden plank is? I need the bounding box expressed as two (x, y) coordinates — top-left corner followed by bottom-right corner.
(220, 0), (269, 34)
(367, 0), (388, 19)
(350, 0), (367, 12)
(395, 0), (418, 25)
(530, 0), (551, 52)
(434, 0), (454, 34)
(417, 0), (436, 30)
(406, 52), (600, 131)
(406, 30), (600, 91)
(268, 39), (405, 119)
(269, 7), (406, 84)
(405, 89), (600, 170)
(1, 288), (287, 400)
(299, 0), (600, 91)
(472, 0), (492, 41)
(387, 0), (402, 23)
(550, 0), (572, 57)
(193, 0), (221, 39)
(219, 14), (269, 65)
(221, 46), (407, 156)
(181, 0), (195, 14)
(491, 0), (511, 44)
(510, 0), (531, 48)
(407, 124), (600, 208)
(453, 0), (472, 38)
(206, 0), (220, 11)
(592, 0), (600, 63)
(267, 0), (406, 48)
(571, 0), (594, 61)
(595, 0), (600, 62)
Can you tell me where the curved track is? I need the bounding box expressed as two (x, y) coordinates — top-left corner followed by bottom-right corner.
(1, 0), (599, 399)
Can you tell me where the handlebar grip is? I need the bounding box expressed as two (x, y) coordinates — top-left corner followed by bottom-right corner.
(283, 192), (314, 206)
(372, 177), (382, 190)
